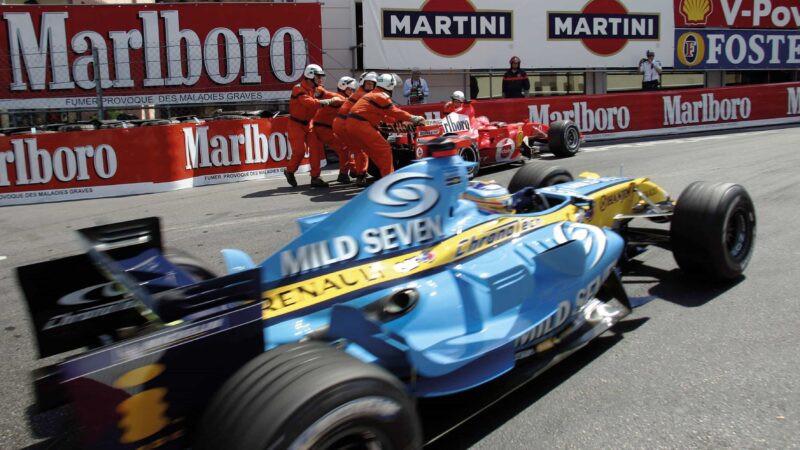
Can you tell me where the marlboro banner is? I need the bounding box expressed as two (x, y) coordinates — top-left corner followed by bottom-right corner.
(403, 82), (800, 140)
(2, 83), (799, 206)
(0, 3), (322, 109)
(0, 117), (325, 206)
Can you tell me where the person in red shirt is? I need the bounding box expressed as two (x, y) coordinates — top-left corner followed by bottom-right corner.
(284, 64), (342, 188)
(313, 76), (357, 184)
(332, 72), (377, 180)
(346, 73), (425, 186)
(442, 90), (476, 118)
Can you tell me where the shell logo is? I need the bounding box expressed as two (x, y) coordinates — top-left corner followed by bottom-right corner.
(680, 0), (714, 25)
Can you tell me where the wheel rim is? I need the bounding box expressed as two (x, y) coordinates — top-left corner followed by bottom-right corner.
(725, 206), (752, 261)
(566, 128), (580, 151)
(314, 426), (389, 450)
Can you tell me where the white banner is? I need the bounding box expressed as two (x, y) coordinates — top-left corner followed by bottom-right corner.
(363, 0), (676, 70)
(0, 90), (290, 110)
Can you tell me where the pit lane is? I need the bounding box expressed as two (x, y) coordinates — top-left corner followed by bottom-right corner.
(1, 125), (798, 448)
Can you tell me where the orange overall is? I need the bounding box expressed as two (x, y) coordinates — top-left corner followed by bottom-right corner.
(312, 90), (348, 174)
(333, 87), (369, 176)
(286, 78), (324, 177)
(346, 90), (414, 177)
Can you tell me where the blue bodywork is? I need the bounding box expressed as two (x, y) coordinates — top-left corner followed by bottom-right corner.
(18, 155), (635, 449)
(221, 156), (626, 397)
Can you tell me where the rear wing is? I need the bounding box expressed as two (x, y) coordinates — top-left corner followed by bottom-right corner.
(17, 217), (262, 358)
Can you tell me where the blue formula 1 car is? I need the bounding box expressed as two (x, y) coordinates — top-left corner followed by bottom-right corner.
(17, 151), (755, 450)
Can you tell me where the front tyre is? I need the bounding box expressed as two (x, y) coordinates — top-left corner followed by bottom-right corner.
(508, 162), (574, 193)
(196, 342), (422, 450)
(547, 120), (581, 158)
(670, 182), (756, 280)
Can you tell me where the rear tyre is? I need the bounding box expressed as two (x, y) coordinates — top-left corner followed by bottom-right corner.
(547, 120), (581, 158)
(164, 248), (216, 281)
(196, 342), (422, 450)
(508, 162), (574, 193)
(670, 182), (756, 280)
(459, 144), (480, 179)
(367, 159), (382, 179)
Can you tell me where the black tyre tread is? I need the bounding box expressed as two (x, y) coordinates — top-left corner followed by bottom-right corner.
(367, 159), (382, 179)
(508, 163), (574, 193)
(240, 361), (402, 450)
(459, 144), (480, 179)
(202, 343), (335, 447)
(548, 120), (581, 158)
(222, 352), (354, 445)
(671, 181), (755, 280)
(198, 342), (420, 450)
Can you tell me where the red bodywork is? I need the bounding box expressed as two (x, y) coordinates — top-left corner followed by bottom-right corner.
(385, 113), (553, 171)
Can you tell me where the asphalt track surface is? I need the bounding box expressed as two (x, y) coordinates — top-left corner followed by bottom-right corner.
(1, 125), (799, 449)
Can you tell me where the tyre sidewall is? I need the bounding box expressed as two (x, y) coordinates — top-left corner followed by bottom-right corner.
(283, 379), (419, 450)
(671, 182), (756, 280)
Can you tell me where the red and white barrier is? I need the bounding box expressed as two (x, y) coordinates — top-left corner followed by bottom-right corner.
(0, 117), (323, 206)
(2, 82), (799, 206)
(404, 82), (800, 141)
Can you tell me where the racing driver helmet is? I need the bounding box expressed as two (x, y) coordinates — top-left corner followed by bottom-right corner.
(463, 180), (514, 215)
(451, 90), (466, 103)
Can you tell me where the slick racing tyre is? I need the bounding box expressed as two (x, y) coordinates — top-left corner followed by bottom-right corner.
(459, 144), (480, 179)
(547, 120), (581, 158)
(367, 159), (382, 179)
(164, 248), (216, 281)
(508, 162), (574, 193)
(196, 342), (422, 450)
(670, 182), (756, 280)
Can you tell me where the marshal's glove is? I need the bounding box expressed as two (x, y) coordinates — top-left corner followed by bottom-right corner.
(411, 115), (426, 125)
(319, 97), (343, 107)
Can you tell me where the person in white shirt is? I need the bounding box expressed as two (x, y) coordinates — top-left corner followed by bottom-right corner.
(639, 50), (662, 91)
(403, 69), (430, 104)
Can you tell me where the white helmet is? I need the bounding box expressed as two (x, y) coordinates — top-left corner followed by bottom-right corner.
(451, 90), (466, 102)
(359, 71), (378, 87)
(338, 76), (357, 91)
(376, 73), (398, 91)
(303, 64), (325, 80)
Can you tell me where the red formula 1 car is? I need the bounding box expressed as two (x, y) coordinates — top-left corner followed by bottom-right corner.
(381, 112), (582, 178)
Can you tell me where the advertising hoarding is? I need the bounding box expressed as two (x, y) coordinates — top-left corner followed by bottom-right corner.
(674, 29), (800, 69)
(674, 0), (800, 29)
(402, 82), (800, 140)
(0, 3), (322, 109)
(0, 117), (325, 206)
(363, 0), (676, 70)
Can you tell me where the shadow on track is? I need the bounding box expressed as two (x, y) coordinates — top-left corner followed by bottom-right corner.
(622, 259), (744, 308)
(23, 404), (79, 450)
(422, 318), (649, 449)
(242, 181), (364, 202)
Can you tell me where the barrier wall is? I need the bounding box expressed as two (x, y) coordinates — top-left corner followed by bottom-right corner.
(2, 82), (799, 206)
(404, 82), (800, 141)
(0, 117), (322, 206)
